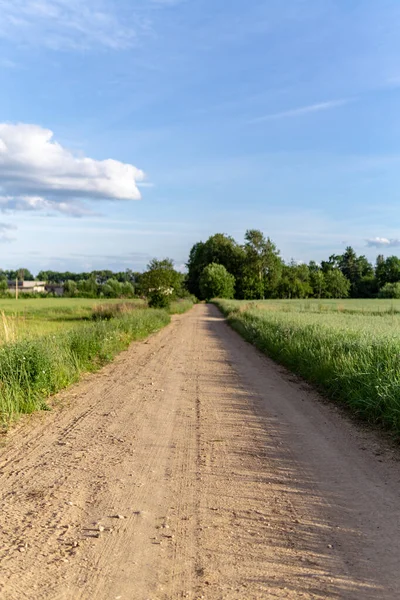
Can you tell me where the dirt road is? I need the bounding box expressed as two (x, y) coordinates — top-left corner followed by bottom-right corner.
(0, 304), (400, 600)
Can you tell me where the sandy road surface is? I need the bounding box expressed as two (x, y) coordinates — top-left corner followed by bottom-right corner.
(0, 304), (400, 600)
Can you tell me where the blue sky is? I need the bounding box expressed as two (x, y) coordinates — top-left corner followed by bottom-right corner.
(0, 0), (400, 273)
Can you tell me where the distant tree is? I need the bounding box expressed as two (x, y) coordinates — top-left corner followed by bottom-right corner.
(92, 270), (114, 285)
(18, 268), (34, 281)
(277, 261), (312, 299)
(376, 255), (400, 287)
(0, 278), (8, 295)
(243, 230), (268, 291)
(338, 247), (373, 297)
(242, 230), (282, 299)
(321, 254), (341, 273)
(121, 281), (135, 297)
(375, 255), (385, 287)
(378, 282), (400, 299)
(38, 270), (88, 284)
(77, 276), (99, 298)
(141, 258), (184, 305)
(324, 269), (351, 298)
(100, 278), (134, 298)
(357, 275), (379, 298)
(64, 280), (78, 297)
(199, 263), (235, 300)
(102, 278), (123, 298)
(239, 273), (265, 300)
(186, 242), (206, 298)
(186, 234), (244, 298)
(309, 264), (326, 298)
(4, 268), (34, 281)
(148, 290), (172, 309)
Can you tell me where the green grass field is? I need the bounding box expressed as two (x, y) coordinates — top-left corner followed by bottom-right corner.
(0, 298), (146, 343)
(0, 297), (192, 343)
(224, 298), (400, 315)
(0, 297), (194, 428)
(214, 298), (400, 437)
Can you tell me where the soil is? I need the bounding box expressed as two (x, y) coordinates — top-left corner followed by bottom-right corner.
(0, 304), (399, 599)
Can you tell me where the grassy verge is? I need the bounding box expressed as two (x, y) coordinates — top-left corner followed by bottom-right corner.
(214, 299), (400, 437)
(169, 298), (196, 314)
(0, 309), (170, 429)
(0, 298), (147, 345)
(0, 297), (145, 319)
(90, 298), (195, 320)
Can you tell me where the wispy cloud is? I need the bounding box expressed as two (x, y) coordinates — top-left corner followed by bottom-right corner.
(0, 0), (139, 50)
(366, 237), (400, 248)
(249, 99), (351, 123)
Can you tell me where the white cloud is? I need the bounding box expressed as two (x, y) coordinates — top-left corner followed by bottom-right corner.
(0, 123), (145, 215)
(366, 237), (400, 248)
(0, 0), (139, 50)
(0, 195), (98, 217)
(249, 99), (351, 123)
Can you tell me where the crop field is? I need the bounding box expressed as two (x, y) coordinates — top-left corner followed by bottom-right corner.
(0, 297), (194, 428)
(0, 297), (194, 343)
(0, 297), (145, 342)
(215, 298), (400, 436)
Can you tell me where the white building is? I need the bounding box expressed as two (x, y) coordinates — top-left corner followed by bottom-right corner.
(7, 280), (47, 293)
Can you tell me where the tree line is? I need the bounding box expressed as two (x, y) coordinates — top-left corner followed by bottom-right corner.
(0, 269), (142, 298)
(5, 231), (400, 301)
(186, 231), (400, 300)
(0, 263), (188, 302)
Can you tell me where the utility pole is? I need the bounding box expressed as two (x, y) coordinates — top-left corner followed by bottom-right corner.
(15, 277), (18, 300)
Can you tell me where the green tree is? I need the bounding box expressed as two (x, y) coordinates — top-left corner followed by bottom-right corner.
(0, 278), (8, 295)
(378, 282), (400, 299)
(376, 255), (400, 287)
(375, 254), (385, 288)
(242, 230), (282, 299)
(5, 268), (35, 281)
(324, 269), (350, 298)
(64, 280), (78, 297)
(102, 278), (123, 298)
(92, 270), (114, 285)
(121, 281), (135, 297)
(338, 247), (373, 297)
(357, 275), (378, 298)
(309, 263), (326, 298)
(321, 254), (341, 273)
(199, 263), (235, 300)
(77, 276), (99, 298)
(186, 242), (206, 298)
(277, 262), (312, 299)
(141, 258), (184, 304)
(186, 234), (244, 298)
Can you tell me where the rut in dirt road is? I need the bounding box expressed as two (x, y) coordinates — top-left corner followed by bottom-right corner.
(0, 304), (400, 600)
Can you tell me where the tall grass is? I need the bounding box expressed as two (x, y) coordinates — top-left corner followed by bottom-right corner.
(90, 298), (196, 320)
(215, 299), (400, 437)
(0, 309), (170, 429)
(91, 302), (143, 320)
(169, 298), (196, 314)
